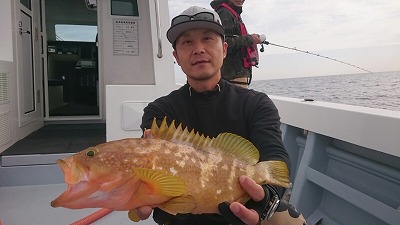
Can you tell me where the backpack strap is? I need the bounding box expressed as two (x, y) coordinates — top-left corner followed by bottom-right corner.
(217, 3), (239, 19)
(216, 3), (248, 35)
(216, 3), (258, 73)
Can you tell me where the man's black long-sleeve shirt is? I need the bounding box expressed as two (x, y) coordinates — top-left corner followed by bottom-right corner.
(140, 79), (291, 224)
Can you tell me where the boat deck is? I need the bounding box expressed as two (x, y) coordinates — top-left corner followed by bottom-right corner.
(0, 123), (157, 224)
(1, 123), (106, 156)
(0, 183), (144, 224)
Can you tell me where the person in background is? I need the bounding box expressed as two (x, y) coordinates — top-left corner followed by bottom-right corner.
(134, 5), (297, 225)
(211, 0), (263, 88)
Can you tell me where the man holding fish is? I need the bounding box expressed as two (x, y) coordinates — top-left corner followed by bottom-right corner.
(137, 5), (293, 225)
(51, 5), (305, 225)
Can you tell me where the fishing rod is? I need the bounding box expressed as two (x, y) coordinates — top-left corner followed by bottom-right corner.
(259, 35), (373, 74)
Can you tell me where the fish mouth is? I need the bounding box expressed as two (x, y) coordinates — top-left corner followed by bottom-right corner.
(56, 159), (86, 184)
(51, 159), (99, 208)
(51, 180), (99, 208)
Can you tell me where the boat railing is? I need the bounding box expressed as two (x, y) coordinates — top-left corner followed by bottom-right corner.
(269, 95), (400, 225)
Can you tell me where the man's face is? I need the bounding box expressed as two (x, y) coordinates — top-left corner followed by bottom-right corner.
(229, 0), (245, 7)
(173, 28), (227, 82)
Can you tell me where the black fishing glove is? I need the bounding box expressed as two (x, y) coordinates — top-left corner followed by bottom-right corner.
(153, 208), (226, 225)
(218, 184), (280, 225)
(153, 208), (186, 225)
(218, 202), (246, 225)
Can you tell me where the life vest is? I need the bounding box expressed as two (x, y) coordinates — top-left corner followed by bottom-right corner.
(216, 3), (259, 68)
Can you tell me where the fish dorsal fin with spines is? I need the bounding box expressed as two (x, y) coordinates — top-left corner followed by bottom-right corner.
(151, 117), (211, 149)
(151, 117), (259, 165)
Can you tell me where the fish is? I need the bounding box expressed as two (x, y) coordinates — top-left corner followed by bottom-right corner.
(51, 117), (290, 222)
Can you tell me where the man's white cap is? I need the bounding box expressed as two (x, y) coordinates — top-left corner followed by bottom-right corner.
(167, 6), (225, 44)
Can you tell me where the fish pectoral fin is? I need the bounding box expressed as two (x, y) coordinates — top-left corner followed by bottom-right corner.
(128, 209), (141, 222)
(133, 168), (186, 197)
(158, 195), (196, 215)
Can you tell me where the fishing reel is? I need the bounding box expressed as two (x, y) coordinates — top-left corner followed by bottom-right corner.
(259, 34), (269, 52)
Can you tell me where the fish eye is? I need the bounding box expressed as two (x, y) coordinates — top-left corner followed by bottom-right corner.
(86, 149), (96, 157)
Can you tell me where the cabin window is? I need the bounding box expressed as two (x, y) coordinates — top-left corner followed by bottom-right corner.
(55, 25), (97, 42)
(20, 0), (31, 10)
(111, 0), (139, 17)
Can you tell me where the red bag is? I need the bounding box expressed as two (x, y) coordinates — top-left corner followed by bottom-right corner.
(217, 3), (259, 68)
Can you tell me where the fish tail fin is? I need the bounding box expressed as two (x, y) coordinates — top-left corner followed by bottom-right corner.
(255, 160), (290, 188)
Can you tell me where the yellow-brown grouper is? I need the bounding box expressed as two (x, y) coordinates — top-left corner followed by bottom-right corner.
(51, 117), (290, 222)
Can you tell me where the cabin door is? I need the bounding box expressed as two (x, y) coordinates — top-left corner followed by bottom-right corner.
(16, 0), (42, 127)
(44, 0), (100, 120)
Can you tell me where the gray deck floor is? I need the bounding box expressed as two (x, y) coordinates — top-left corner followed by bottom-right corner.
(1, 123), (106, 156)
(0, 124), (155, 224)
(0, 123), (157, 225)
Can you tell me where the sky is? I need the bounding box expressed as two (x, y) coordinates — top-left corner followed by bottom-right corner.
(168, 0), (400, 81)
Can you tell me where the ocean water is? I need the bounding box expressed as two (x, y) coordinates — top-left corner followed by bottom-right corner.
(250, 71), (400, 112)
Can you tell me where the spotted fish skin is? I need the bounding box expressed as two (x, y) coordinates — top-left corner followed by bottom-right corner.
(51, 117), (290, 219)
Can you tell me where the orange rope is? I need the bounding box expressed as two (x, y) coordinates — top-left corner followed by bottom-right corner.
(70, 208), (113, 225)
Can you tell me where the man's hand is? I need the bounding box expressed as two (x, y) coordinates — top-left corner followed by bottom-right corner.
(219, 175), (266, 225)
(134, 206), (153, 220)
(251, 34), (262, 45)
(143, 129), (153, 139)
